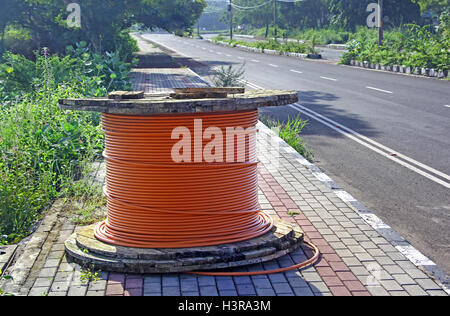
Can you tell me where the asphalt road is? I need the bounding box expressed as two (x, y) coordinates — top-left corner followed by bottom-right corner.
(143, 33), (450, 273)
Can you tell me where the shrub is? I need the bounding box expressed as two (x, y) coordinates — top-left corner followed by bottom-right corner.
(0, 43), (134, 100)
(212, 64), (245, 87)
(0, 43), (134, 244)
(0, 85), (104, 244)
(342, 24), (449, 71)
(259, 114), (314, 163)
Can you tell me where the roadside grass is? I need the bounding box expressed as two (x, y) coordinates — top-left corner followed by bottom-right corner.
(259, 114), (314, 163)
(63, 180), (106, 226)
(212, 35), (317, 55)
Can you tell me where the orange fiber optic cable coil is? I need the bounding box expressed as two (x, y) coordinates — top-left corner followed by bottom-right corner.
(94, 110), (275, 248)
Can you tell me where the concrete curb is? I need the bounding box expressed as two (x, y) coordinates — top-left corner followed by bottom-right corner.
(349, 60), (449, 79)
(205, 38), (312, 59)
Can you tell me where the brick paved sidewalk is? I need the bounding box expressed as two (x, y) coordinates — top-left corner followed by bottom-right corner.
(1, 120), (447, 296)
(1, 41), (448, 296)
(131, 67), (208, 94)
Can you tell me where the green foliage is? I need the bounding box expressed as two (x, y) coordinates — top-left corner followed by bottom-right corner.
(65, 179), (106, 226)
(342, 24), (449, 71)
(230, 0), (424, 35)
(411, 0), (449, 13)
(259, 115), (314, 163)
(0, 44), (134, 101)
(0, 0), (205, 59)
(0, 85), (104, 243)
(213, 36), (316, 54)
(79, 264), (100, 284)
(212, 64), (246, 87)
(0, 43), (134, 244)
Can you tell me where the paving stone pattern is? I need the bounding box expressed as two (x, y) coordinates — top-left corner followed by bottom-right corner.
(1, 121), (445, 296)
(1, 63), (447, 296)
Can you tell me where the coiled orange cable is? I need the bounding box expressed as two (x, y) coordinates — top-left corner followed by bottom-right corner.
(94, 110), (274, 248)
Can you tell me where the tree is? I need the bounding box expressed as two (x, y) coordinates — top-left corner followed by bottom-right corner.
(137, 0), (206, 33)
(0, 0), (26, 55)
(411, 0), (449, 13)
(232, 0), (274, 37)
(278, 0), (329, 30)
(326, 0), (421, 30)
(1, 0), (206, 59)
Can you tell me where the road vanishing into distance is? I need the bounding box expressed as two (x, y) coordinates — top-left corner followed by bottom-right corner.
(143, 33), (450, 273)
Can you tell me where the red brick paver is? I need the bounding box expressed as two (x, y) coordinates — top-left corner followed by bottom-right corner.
(258, 165), (371, 296)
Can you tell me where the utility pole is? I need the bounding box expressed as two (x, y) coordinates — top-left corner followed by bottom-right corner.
(378, 0), (383, 45)
(273, 0), (278, 39)
(229, 0), (233, 41)
(197, 21), (200, 38)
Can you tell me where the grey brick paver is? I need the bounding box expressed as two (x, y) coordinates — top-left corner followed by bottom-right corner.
(415, 278), (443, 291)
(236, 284), (257, 296)
(162, 286), (181, 296)
(379, 280), (403, 291)
(199, 285), (219, 296)
(403, 285), (428, 296)
(197, 276), (216, 286)
(392, 273), (416, 285)
(216, 278), (236, 291)
(255, 288), (276, 296)
(272, 282), (294, 295)
(292, 287), (315, 296)
(67, 284), (88, 296)
(28, 287), (49, 296)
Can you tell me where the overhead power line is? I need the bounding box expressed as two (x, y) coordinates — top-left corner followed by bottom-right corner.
(231, 1), (272, 10)
(231, 0), (304, 10)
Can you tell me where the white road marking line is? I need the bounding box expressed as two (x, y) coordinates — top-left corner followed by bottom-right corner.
(216, 52), (222, 55)
(366, 86), (393, 94)
(201, 47), (206, 50)
(251, 59), (260, 63)
(208, 50), (214, 53)
(290, 70), (303, 74)
(238, 56), (245, 60)
(290, 103), (450, 189)
(245, 79), (450, 189)
(240, 80), (264, 90)
(268, 64), (279, 68)
(320, 76), (337, 81)
(444, 105), (450, 108)
(226, 54), (232, 57)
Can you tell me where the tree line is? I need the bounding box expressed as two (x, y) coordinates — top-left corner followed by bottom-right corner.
(0, 0), (207, 60)
(223, 0), (449, 35)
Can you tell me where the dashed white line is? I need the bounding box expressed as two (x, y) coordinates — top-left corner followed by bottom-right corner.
(226, 54), (232, 57)
(290, 70), (303, 74)
(268, 64), (279, 68)
(208, 50), (214, 53)
(320, 76), (337, 81)
(251, 59), (260, 63)
(366, 86), (393, 94)
(444, 105), (450, 108)
(238, 56), (245, 60)
(216, 52), (222, 55)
